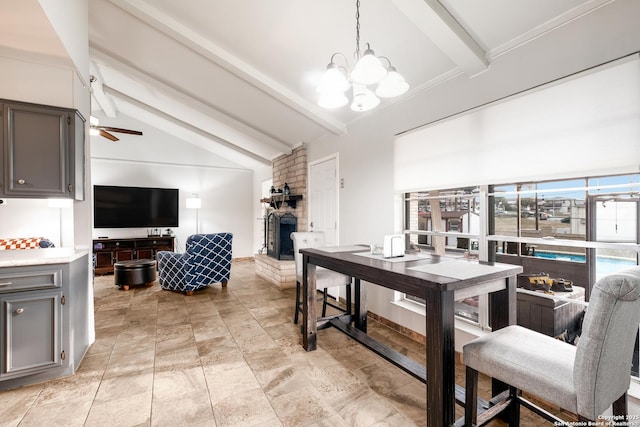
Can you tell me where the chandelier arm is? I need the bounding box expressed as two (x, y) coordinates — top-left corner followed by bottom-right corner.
(355, 0), (361, 59)
(330, 52), (350, 68)
(378, 56), (392, 68)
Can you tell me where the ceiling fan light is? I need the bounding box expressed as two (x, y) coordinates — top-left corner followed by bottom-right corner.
(375, 68), (409, 98)
(89, 127), (100, 136)
(351, 48), (387, 85)
(318, 91), (349, 109)
(350, 84), (380, 112)
(316, 63), (350, 93)
(89, 116), (99, 126)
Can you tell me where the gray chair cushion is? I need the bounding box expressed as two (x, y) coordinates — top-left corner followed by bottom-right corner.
(464, 325), (578, 413)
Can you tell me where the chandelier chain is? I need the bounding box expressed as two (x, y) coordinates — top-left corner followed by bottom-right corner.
(355, 0), (361, 60)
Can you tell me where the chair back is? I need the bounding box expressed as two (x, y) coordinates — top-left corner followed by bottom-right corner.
(184, 233), (233, 283)
(290, 232), (326, 282)
(574, 266), (640, 419)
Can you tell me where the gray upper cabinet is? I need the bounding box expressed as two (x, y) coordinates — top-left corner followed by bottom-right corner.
(0, 99), (85, 200)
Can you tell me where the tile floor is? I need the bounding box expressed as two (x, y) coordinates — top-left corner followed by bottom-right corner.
(0, 259), (604, 426)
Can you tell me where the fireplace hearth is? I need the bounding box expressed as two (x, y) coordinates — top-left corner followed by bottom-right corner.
(267, 212), (297, 260)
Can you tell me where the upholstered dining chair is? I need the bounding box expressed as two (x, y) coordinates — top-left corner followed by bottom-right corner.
(290, 231), (352, 324)
(463, 266), (640, 426)
(157, 233), (233, 295)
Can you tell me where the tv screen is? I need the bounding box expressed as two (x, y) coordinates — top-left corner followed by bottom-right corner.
(93, 185), (179, 228)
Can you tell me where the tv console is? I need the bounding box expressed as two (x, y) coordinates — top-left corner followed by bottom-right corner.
(92, 237), (175, 275)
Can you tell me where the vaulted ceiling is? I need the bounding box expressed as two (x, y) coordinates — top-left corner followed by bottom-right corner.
(0, 0), (634, 170)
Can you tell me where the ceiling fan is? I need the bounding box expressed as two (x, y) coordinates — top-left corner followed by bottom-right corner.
(89, 116), (143, 142)
(88, 75), (143, 141)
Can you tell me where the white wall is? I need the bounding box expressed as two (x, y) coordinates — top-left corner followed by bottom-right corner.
(90, 113), (255, 258)
(306, 0), (640, 339)
(253, 166), (273, 254)
(91, 159), (254, 257)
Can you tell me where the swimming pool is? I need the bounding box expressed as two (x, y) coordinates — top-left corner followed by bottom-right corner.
(535, 251), (637, 276)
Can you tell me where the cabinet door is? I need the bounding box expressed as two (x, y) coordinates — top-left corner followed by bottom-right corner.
(95, 252), (114, 269)
(1, 290), (62, 379)
(115, 250), (134, 262)
(136, 249), (154, 260)
(3, 102), (69, 197)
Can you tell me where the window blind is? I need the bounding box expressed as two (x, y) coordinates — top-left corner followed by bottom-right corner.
(394, 54), (640, 193)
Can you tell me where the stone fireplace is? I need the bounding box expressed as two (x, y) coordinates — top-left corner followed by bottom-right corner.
(255, 145), (307, 288)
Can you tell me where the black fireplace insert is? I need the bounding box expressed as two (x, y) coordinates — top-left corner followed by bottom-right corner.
(267, 212), (297, 260)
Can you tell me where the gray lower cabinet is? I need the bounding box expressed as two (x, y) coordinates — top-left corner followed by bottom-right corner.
(0, 99), (85, 200)
(0, 253), (89, 390)
(1, 289), (63, 379)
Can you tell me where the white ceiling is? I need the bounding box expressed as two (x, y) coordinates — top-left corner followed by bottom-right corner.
(0, 0), (633, 170)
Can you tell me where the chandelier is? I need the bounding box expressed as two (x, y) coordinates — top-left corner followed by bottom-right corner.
(316, 0), (409, 112)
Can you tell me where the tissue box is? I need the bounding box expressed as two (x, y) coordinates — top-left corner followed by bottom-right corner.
(383, 234), (404, 258)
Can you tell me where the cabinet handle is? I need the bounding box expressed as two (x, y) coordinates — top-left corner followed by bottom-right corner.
(15, 308), (24, 314)
(17, 179), (26, 185)
(0, 282), (12, 287)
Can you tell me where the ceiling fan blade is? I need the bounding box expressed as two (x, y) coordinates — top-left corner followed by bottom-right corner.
(100, 129), (119, 141)
(99, 126), (143, 136)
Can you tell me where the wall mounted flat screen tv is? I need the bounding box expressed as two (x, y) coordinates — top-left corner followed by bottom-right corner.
(93, 185), (179, 228)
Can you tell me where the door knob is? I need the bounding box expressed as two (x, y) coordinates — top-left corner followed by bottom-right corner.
(15, 308), (24, 314)
(17, 179), (26, 185)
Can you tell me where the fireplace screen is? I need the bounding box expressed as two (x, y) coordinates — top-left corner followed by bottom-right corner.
(267, 212), (297, 260)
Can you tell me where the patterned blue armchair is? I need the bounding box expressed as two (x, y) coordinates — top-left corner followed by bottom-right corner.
(157, 233), (233, 295)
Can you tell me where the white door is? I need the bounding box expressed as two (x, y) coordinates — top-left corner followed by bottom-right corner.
(309, 155), (340, 299)
(309, 155), (339, 245)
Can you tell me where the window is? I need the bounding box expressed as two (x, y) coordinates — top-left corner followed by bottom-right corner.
(402, 174), (640, 377)
(493, 179), (588, 257)
(404, 187), (482, 324)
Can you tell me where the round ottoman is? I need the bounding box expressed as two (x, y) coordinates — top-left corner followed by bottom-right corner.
(114, 259), (157, 290)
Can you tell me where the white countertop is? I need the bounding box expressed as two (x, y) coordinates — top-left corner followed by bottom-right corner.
(0, 248), (89, 267)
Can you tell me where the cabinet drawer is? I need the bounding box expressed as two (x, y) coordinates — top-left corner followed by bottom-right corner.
(0, 269), (62, 293)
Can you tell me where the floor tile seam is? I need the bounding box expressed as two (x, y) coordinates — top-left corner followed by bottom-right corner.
(197, 291), (280, 420)
(199, 359), (254, 424)
(79, 371), (109, 426)
(9, 386), (47, 427)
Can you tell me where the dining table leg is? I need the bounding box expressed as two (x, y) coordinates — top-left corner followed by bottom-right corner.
(302, 255), (317, 351)
(354, 278), (367, 332)
(425, 288), (456, 427)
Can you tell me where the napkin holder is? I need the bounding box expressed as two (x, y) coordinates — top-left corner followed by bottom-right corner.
(383, 234), (405, 258)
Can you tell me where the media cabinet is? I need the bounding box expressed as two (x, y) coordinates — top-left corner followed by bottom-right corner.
(92, 237), (175, 275)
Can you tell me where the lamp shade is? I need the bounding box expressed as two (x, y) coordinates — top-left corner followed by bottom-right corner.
(350, 48), (387, 85)
(186, 197), (201, 209)
(375, 68), (409, 98)
(350, 84), (380, 112)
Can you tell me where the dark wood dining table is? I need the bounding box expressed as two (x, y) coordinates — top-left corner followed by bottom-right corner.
(300, 245), (523, 427)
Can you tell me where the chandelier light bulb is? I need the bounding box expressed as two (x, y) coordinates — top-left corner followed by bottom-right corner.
(318, 91), (349, 109)
(350, 84), (380, 112)
(375, 67), (410, 98)
(316, 63), (350, 93)
(350, 47), (388, 86)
